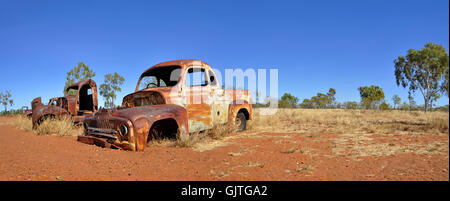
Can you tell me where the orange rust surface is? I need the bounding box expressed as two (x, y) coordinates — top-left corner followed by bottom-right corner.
(228, 102), (252, 123)
(31, 79), (99, 126)
(187, 103), (212, 132)
(80, 60), (252, 151)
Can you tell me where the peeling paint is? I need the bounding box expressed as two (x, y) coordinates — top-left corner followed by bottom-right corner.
(78, 60), (252, 151)
(31, 79), (98, 127)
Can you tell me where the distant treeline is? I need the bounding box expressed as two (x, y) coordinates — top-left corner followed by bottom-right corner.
(0, 108), (29, 116)
(254, 42), (449, 113)
(253, 87), (449, 112)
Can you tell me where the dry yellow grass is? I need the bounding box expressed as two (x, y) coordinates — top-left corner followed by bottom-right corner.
(248, 108), (449, 135)
(9, 108), (449, 156)
(297, 163), (315, 174)
(10, 115), (81, 136)
(174, 123), (235, 150)
(330, 134), (449, 159)
(34, 116), (78, 136)
(175, 132), (202, 147)
(10, 115), (33, 132)
(155, 108), (449, 153)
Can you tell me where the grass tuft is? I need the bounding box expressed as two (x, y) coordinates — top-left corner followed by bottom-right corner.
(10, 115), (80, 136)
(10, 115), (33, 132)
(34, 116), (79, 136)
(173, 123), (235, 148)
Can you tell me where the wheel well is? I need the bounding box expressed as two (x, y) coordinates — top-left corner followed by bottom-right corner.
(38, 114), (55, 123)
(237, 108), (249, 120)
(148, 118), (179, 142)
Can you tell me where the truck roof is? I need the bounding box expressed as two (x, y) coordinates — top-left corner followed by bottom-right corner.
(66, 79), (97, 91)
(140, 59), (212, 76)
(153, 59), (210, 68)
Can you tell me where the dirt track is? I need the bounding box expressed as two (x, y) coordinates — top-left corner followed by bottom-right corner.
(0, 117), (448, 181)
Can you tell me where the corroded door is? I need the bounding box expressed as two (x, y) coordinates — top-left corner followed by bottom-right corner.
(207, 69), (228, 125)
(183, 66), (212, 132)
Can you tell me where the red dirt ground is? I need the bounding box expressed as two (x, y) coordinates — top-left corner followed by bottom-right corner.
(0, 117), (448, 181)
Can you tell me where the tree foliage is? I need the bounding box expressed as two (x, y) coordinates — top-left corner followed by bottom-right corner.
(343, 101), (358, 109)
(299, 98), (314, 108)
(392, 94), (401, 109)
(0, 90), (13, 112)
(394, 42), (449, 112)
(379, 101), (390, 110)
(279, 93), (299, 108)
(311, 93), (331, 108)
(64, 62), (96, 95)
(442, 67), (449, 97)
(99, 72), (125, 108)
(327, 88), (336, 106)
(358, 85), (385, 109)
(408, 94), (416, 111)
(299, 88), (336, 109)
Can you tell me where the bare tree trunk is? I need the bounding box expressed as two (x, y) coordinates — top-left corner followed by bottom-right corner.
(430, 99), (433, 111)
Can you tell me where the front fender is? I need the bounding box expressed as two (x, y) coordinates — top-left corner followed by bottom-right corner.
(32, 105), (69, 125)
(113, 104), (188, 151)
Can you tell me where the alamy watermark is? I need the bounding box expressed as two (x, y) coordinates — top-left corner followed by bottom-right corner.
(167, 66), (279, 115)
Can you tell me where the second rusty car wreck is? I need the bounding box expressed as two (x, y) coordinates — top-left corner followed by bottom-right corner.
(31, 79), (99, 128)
(78, 59), (252, 151)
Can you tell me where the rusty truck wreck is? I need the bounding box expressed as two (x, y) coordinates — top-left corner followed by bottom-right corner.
(78, 59), (252, 151)
(31, 79), (99, 127)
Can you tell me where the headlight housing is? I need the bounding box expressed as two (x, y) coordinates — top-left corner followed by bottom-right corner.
(119, 123), (129, 137)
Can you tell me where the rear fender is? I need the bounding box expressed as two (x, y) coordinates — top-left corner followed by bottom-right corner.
(228, 100), (252, 123)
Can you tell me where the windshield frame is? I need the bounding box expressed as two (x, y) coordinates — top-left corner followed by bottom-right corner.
(135, 65), (182, 91)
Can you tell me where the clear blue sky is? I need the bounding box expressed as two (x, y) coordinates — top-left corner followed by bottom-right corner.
(1, 0), (449, 109)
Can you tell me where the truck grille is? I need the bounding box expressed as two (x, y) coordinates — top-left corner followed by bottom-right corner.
(86, 127), (117, 140)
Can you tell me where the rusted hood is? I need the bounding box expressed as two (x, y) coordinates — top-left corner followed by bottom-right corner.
(84, 104), (184, 129)
(135, 87), (177, 97)
(140, 87), (174, 94)
(126, 87), (172, 98)
(110, 104), (184, 122)
(122, 88), (170, 108)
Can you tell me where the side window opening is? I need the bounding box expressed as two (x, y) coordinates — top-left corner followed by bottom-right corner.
(208, 70), (217, 86)
(185, 68), (208, 87)
(159, 79), (167, 87)
(79, 85), (94, 111)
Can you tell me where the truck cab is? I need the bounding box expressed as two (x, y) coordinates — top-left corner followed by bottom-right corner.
(31, 79), (98, 127)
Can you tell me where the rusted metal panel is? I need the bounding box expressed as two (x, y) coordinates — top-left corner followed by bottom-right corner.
(81, 104), (188, 151)
(31, 97), (42, 111)
(31, 79), (99, 127)
(66, 96), (77, 115)
(20, 106), (32, 117)
(65, 79), (98, 114)
(228, 101), (252, 123)
(78, 59), (251, 151)
(77, 135), (115, 149)
(31, 105), (70, 126)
